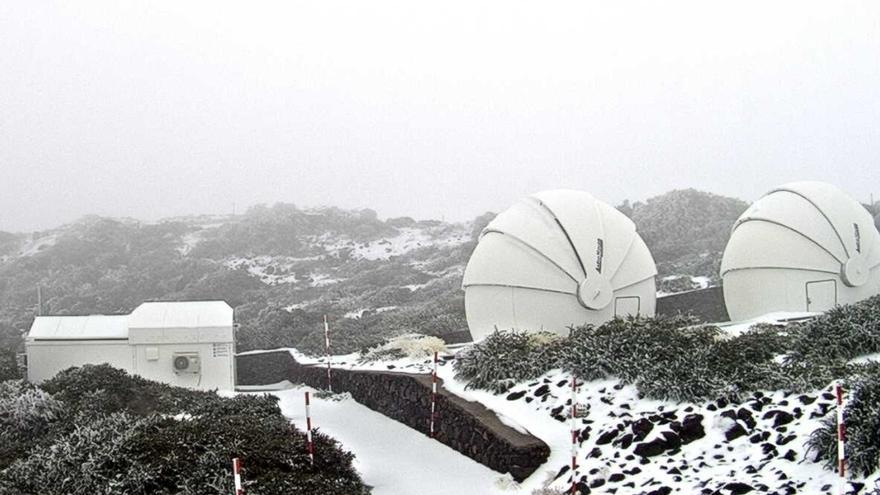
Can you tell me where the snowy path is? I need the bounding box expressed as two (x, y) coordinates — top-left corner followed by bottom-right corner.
(270, 384), (525, 495)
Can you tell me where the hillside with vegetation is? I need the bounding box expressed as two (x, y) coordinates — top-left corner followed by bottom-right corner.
(0, 190), (750, 364)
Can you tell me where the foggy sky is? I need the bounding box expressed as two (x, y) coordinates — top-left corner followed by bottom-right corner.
(1, 1), (879, 232)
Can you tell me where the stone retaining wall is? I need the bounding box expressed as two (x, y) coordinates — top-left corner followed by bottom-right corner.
(236, 351), (550, 481)
(657, 286), (730, 322)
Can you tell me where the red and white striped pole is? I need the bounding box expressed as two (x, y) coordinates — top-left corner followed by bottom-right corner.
(323, 315), (332, 393)
(232, 457), (244, 495)
(429, 351), (438, 438)
(305, 391), (315, 466)
(836, 383), (846, 494)
(570, 375), (578, 495)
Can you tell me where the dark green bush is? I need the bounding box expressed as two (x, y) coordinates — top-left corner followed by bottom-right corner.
(457, 296), (880, 403)
(453, 331), (566, 393)
(789, 295), (880, 363)
(41, 364), (215, 416)
(0, 366), (369, 494)
(0, 380), (65, 468)
(807, 364), (880, 478)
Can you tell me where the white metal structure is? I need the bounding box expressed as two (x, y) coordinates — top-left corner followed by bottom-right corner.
(721, 182), (880, 321)
(462, 189), (657, 340)
(26, 301), (236, 390)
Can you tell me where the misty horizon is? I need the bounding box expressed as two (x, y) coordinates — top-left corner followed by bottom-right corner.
(2, 1), (879, 231)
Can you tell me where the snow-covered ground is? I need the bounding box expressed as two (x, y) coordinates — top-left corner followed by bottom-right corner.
(319, 226), (469, 261)
(224, 255), (302, 285)
(270, 383), (525, 495)
(240, 341), (880, 494)
(717, 311), (818, 336)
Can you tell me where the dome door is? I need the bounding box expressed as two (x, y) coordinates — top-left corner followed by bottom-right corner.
(806, 279), (837, 312)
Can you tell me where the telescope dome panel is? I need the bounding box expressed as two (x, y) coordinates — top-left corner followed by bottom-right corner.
(463, 189), (657, 341)
(721, 181), (880, 321)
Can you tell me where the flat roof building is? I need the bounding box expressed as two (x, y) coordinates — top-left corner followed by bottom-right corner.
(26, 300), (236, 390)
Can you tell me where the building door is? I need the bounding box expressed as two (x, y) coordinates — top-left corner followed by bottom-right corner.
(806, 280), (837, 312)
(614, 296), (641, 317)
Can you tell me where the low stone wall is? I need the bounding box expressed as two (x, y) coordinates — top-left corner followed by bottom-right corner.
(657, 286), (730, 322)
(237, 351), (550, 481)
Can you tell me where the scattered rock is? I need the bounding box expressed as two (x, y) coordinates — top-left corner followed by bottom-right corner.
(534, 384), (550, 397)
(597, 429), (619, 445)
(632, 418), (654, 441)
(724, 481), (754, 493)
(679, 414), (705, 444)
(635, 438), (668, 457)
(762, 410), (795, 427)
(725, 422), (748, 441)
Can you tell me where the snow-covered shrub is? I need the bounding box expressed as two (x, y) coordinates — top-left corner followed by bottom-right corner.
(457, 309), (875, 402)
(657, 275), (700, 294)
(40, 363), (216, 416)
(807, 363), (880, 477)
(561, 315), (706, 383)
(789, 294), (880, 363)
(359, 333), (446, 363)
(0, 380), (65, 467)
(453, 331), (565, 393)
(0, 365), (369, 494)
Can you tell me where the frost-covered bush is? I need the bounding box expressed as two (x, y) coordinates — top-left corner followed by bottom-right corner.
(1, 410), (368, 495)
(0, 380), (65, 467)
(789, 294), (880, 363)
(40, 364), (216, 416)
(561, 315), (705, 382)
(453, 331), (565, 393)
(359, 333), (447, 363)
(807, 363), (880, 477)
(0, 366), (369, 494)
(455, 307), (879, 402)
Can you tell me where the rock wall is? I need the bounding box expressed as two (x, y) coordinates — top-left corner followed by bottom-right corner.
(657, 286), (730, 322)
(236, 351), (550, 481)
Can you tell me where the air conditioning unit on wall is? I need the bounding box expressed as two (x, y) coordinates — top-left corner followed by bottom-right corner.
(172, 352), (201, 374)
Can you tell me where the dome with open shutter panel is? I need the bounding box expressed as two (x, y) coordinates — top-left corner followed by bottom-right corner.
(462, 189), (657, 341)
(721, 181), (880, 321)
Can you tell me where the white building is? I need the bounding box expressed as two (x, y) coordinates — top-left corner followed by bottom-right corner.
(26, 301), (236, 390)
(721, 182), (880, 321)
(462, 189), (657, 340)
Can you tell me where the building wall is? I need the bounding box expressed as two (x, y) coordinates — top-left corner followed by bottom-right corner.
(132, 341), (235, 390)
(26, 340), (132, 383)
(26, 340), (235, 390)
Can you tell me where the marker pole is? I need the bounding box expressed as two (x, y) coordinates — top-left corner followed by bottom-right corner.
(305, 391), (315, 466)
(571, 375), (578, 495)
(430, 351), (438, 438)
(836, 383), (846, 495)
(323, 315), (332, 393)
(232, 457), (243, 495)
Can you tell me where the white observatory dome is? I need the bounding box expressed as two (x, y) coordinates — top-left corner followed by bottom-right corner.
(721, 181), (880, 321)
(462, 189), (657, 341)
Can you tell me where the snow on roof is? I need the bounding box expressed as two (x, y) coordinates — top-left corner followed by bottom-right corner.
(128, 301), (233, 329)
(28, 315), (130, 340)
